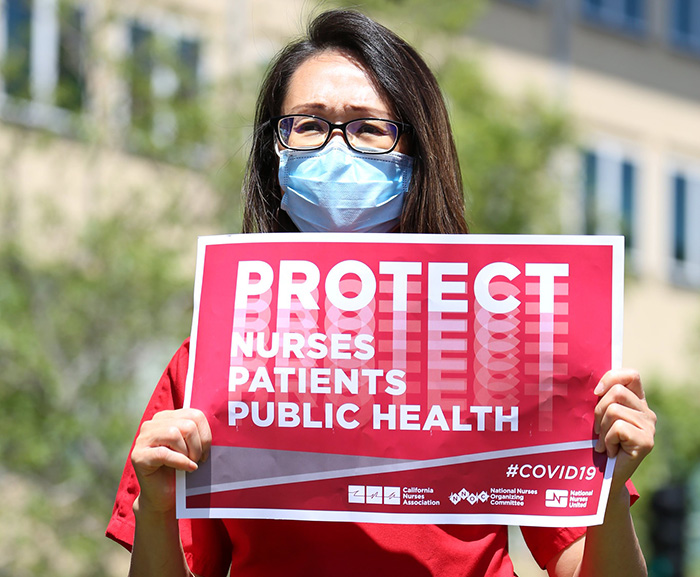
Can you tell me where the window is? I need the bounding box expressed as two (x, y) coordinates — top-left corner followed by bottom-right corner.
(127, 20), (204, 160)
(670, 0), (700, 54)
(581, 0), (647, 34)
(4, 0), (31, 99)
(55, 3), (85, 111)
(581, 147), (637, 250)
(1, 0), (86, 117)
(670, 167), (700, 286)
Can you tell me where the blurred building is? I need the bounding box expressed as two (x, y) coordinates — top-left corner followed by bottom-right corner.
(2, 1), (692, 576)
(0, 0), (309, 259)
(2, 0), (697, 375)
(467, 0), (700, 384)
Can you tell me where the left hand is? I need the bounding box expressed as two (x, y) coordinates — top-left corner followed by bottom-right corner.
(593, 369), (656, 493)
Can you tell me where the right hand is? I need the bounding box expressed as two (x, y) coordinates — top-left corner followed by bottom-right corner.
(131, 408), (212, 513)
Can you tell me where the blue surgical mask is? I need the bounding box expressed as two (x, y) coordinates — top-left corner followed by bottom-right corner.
(278, 140), (413, 233)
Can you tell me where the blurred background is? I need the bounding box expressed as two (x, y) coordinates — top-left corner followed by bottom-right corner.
(0, 0), (698, 575)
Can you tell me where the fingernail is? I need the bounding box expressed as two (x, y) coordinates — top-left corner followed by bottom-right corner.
(593, 381), (604, 395)
(594, 421), (600, 435)
(595, 439), (604, 453)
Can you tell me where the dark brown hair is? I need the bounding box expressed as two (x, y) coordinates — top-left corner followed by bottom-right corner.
(242, 9), (468, 234)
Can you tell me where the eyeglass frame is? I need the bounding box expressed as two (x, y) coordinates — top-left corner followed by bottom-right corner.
(269, 114), (412, 155)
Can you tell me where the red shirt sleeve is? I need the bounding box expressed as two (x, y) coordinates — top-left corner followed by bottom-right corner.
(105, 339), (232, 577)
(521, 479), (640, 569)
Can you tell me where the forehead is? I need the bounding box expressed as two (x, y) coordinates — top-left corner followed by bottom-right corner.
(282, 50), (394, 118)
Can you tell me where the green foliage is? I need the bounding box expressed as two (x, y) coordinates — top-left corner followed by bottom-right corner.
(205, 68), (260, 234)
(645, 382), (700, 484)
(439, 57), (571, 233)
(125, 30), (210, 165)
(335, 0), (571, 234)
(623, 380), (700, 568)
(341, 0), (483, 34)
(0, 9), (250, 572)
(0, 207), (192, 575)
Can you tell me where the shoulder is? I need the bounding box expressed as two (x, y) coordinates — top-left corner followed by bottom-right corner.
(152, 338), (191, 411)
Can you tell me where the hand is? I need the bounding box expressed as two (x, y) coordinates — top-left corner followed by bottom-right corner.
(130, 408), (212, 513)
(593, 369), (656, 494)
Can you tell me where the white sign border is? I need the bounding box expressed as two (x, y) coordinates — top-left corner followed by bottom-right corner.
(177, 233), (624, 527)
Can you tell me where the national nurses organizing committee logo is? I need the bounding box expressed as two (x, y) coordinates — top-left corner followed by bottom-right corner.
(449, 488), (489, 506)
(348, 485), (400, 505)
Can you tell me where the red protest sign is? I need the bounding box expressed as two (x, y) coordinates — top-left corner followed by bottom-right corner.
(177, 233), (623, 526)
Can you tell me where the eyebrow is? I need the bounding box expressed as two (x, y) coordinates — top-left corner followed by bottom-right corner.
(285, 103), (393, 118)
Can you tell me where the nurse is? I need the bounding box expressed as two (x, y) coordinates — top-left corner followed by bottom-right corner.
(107, 9), (655, 577)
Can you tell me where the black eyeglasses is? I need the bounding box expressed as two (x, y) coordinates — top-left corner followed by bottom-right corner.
(270, 114), (411, 154)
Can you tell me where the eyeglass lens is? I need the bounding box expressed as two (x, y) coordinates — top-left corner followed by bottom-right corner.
(278, 116), (399, 153)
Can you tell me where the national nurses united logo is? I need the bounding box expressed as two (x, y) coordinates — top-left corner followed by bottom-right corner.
(545, 489), (569, 508)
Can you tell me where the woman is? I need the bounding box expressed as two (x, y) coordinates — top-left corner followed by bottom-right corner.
(107, 9), (656, 577)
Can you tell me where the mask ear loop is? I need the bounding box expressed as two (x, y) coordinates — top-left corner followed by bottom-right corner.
(270, 118), (287, 157)
(273, 136), (283, 158)
(273, 134), (286, 228)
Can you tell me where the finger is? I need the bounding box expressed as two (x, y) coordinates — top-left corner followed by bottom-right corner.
(594, 369), (644, 400)
(175, 418), (203, 463)
(596, 417), (654, 463)
(152, 408), (206, 425)
(594, 402), (650, 453)
(138, 419), (189, 453)
(594, 384), (648, 434)
(186, 409), (213, 463)
(133, 444), (199, 474)
(150, 409), (212, 463)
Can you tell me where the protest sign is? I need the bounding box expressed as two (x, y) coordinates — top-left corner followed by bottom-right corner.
(177, 233), (623, 527)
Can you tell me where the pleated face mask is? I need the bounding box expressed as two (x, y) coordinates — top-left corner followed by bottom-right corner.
(278, 140), (413, 233)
